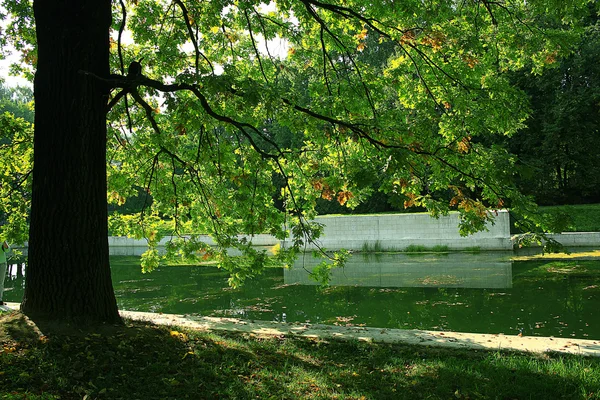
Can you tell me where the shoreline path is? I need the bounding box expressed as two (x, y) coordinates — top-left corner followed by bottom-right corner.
(2, 302), (599, 357)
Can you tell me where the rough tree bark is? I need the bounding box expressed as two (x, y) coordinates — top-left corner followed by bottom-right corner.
(21, 0), (121, 323)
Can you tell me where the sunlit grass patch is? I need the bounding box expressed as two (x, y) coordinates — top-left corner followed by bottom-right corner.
(512, 250), (600, 261)
(545, 263), (587, 274)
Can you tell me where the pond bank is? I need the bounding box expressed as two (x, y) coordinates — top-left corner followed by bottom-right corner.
(3, 302), (598, 357)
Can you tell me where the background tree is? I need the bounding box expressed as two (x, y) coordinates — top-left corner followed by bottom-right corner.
(509, 11), (600, 205)
(0, 0), (590, 322)
(0, 83), (34, 122)
(0, 83), (33, 246)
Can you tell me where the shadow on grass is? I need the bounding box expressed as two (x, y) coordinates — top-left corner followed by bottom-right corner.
(1, 311), (599, 399)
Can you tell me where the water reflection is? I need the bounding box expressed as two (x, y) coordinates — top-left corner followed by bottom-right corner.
(7, 262), (25, 279)
(2, 262), (26, 300)
(2, 252), (599, 340)
(286, 252), (513, 288)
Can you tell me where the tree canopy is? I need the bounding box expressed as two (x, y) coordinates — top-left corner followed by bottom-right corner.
(0, 0), (593, 320)
(509, 11), (600, 205)
(0, 83), (33, 246)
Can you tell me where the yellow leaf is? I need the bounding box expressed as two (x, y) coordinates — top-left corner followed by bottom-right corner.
(457, 137), (471, 153)
(400, 30), (416, 44)
(545, 51), (558, 64)
(337, 191), (353, 206)
(170, 330), (188, 341)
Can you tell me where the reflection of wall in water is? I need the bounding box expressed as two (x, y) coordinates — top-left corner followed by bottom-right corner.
(284, 253), (513, 289)
(3, 262), (26, 299)
(6, 263), (25, 279)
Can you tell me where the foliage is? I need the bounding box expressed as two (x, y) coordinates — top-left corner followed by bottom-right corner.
(0, 111), (33, 245)
(0, 83), (34, 122)
(309, 248), (350, 284)
(0, 0), (594, 282)
(1, 311), (599, 399)
(0, 84), (33, 246)
(509, 10), (600, 205)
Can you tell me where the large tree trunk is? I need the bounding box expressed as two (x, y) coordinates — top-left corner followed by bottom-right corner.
(22, 0), (121, 323)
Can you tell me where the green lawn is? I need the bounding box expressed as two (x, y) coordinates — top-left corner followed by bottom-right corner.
(539, 204), (600, 232)
(1, 311), (599, 399)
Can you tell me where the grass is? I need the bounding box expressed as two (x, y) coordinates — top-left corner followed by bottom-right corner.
(359, 243), (480, 255)
(360, 240), (384, 253)
(403, 244), (428, 253)
(538, 203), (600, 232)
(1, 311), (599, 400)
(403, 244), (449, 253)
(464, 246), (482, 253)
(359, 242), (453, 254)
(431, 245), (450, 252)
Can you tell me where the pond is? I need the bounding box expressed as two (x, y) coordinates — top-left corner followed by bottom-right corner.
(3, 251), (600, 340)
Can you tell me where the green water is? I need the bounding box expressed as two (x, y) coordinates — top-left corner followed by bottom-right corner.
(3, 253), (600, 339)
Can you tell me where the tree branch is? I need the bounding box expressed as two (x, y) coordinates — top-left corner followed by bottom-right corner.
(117, 0), (127, 75)
(173, 0), (214, 76)
(243, 9), (270, 84)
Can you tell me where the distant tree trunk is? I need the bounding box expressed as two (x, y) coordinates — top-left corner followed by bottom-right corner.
(556, 165), (563, 191)
(22, 0), (121, 323)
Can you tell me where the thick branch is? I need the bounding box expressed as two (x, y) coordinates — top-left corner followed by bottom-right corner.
(128, 89), (162, 135)
(107, 89), (127, 112)
(83, 70), (286, 159)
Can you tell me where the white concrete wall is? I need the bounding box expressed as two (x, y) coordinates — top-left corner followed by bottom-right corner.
(108, 234), (278, 247)
(524, 232), (600, 248)
(282, 210), (512, 251)
(107, 234), (278, 256)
